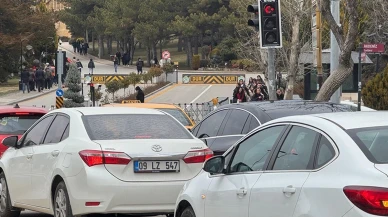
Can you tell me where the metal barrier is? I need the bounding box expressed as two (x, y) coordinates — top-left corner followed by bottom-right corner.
(175, 97), (229, 124)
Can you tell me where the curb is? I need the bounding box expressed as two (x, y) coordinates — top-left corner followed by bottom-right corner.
(145, 82), (173, 98)
(6, 89), (57, 105)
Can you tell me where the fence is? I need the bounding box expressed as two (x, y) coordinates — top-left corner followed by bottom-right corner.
(174, 97), (230, 124)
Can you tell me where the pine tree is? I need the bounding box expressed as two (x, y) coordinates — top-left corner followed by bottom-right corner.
(63, 63), (84, 107)
(362, 66), (388, 110)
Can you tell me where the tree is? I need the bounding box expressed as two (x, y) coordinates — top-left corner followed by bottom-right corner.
(63, 63), (84, 107)
(162, 64), (174, 80)
(362, 66), (388, 110)
(142, 73), (153, 87)
(128, 73), (141, 92)
(105, 80), (121, 100)
(315, 0), (359, 101)
(148, 67), (163, 83)
(120, 77), (131, 96)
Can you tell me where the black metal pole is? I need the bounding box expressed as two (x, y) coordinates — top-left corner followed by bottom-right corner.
(92, 85), (95, 107)
(358, 45), (362, 112)
(20, 40), (23, 89)
(375, 53), (380, 73)
(81, 83), (84, 96)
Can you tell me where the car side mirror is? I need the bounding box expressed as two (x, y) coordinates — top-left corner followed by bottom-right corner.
(203, 156), (225, 174)
(2, 136), (18, 148)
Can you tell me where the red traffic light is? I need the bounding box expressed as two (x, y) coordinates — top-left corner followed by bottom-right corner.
(264, 4), (275, 15)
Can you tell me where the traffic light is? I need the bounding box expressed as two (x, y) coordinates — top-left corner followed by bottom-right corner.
(259, 0), (282, 48)
(247, 4), (259, 31)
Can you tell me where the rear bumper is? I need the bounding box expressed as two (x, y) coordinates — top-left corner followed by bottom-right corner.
(342, 207), (377, 217)
(65, 166), (186, 215)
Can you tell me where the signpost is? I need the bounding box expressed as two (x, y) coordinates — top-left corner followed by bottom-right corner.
(56, 89), (64, 97)
(56, 50), (65, 109)
(363, 43), (385, 53)
(162, 50), (170, 60)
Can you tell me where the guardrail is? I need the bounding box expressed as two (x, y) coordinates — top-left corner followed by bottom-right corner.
(174, 97), (230, 124)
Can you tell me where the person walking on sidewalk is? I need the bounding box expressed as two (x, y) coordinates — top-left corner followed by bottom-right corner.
(76, 59), (83, 73)
(44, 66), (53, 90)
(116, 51), (122, 65)
(113, 55), (119, 73)
(21, 69), (30, 93)
(28, 68), (36, 91)
(136, 58), (143, 74)
(35, 67), (45, 92)
(88, 59), (95, 75)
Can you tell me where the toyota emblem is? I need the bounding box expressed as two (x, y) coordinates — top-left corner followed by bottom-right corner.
(151, 145), (162, 152)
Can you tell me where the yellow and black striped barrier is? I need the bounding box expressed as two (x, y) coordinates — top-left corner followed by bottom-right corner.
(56, 97), (64, 109)
(182, 74), (246, 84)
(84, 74), (128, 84)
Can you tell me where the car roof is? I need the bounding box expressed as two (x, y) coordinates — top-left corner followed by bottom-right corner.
(272, 112), (388, 130)
(215, 100), (355, 121)
(54, 107), (164, 116)
(0, 104), (48, 114)
(102, 103), (178, 109)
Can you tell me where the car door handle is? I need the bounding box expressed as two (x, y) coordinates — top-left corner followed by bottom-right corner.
(283, 185), (296, 194)
(51, 150), (60, 157)
(26, 153), (33, 159)
(237, 187), (247, 196)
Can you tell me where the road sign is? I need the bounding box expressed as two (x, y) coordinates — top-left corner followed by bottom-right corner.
(162, 50), (171, 60)
(56, 97), (64, 109)
(56, 89), (64, 97)
(363, 43), (385, 53)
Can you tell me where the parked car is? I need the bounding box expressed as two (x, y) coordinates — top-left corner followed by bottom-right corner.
(0, 107), (211, 217)
(0, 104), (47, 156)
(340, 100), (376, 111)
(175, 111), (388, 217)
(103, 103), (196, 130)
(191, 100), (357, 155)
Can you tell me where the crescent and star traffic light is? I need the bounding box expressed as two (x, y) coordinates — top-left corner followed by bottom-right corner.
(259, 0), (282, 48)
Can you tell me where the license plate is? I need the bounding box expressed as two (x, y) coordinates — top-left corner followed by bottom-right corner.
(134, 161), (180, 173)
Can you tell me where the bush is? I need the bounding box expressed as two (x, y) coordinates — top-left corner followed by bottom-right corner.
(362, 66), (388, 110)
(149, 67), (163, 79)
(115, 82), (170, 103)
(192, 55), (200, 70)
(105, 80), (121, 100)
(210, 48), (220, 58)
(200, 59), (209, 68)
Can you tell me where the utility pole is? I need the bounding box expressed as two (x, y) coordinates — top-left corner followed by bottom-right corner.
(315, 6), (323, 90)
(329, 0), (341, 103)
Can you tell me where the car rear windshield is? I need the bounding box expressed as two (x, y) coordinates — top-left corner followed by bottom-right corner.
(82, 114), (193, 140)
(348, 126), (388, 164)
(0, 114), (43, 135)
(157, 108), (192, 126)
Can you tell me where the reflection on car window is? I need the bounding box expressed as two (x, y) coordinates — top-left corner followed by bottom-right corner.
(221, 110), (249, 135)
(273, 126), (317, 171)
(229, 126), (285, 173)
(197, 110), (228, 138)
(158, 108), (191, 126)
(23, 116), (54, 147)
(352, 127), (388, 163)
(0, 115), (43, 135)
(315, 136), (335, 168)
(43, 115), (70, 144)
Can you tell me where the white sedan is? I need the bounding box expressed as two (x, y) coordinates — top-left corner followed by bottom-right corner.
(0, 107), (212, 217)
(175, 111), (388, 217)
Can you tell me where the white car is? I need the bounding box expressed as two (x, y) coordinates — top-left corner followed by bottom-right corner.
(175, 111), (388, 217)
(340, 100), (376, 111)
(0, 107), (212, 217)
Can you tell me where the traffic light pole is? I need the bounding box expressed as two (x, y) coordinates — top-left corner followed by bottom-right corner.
(267, 48), (277, 101)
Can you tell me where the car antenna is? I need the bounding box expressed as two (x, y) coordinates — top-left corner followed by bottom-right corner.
(14, 104), (20, 108)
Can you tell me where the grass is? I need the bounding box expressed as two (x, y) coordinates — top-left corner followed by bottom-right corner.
(89, 40), (190, 69)
(0, 78), (20, 96)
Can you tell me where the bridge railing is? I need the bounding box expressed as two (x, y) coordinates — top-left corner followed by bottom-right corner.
(174, 97), (229, 124)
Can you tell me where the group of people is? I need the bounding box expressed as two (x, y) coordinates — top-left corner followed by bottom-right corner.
(71, 40), (89, 55)
(20, 64), (57, 94)
(115, 51), (131, 66)
(232, 75), (285, 103)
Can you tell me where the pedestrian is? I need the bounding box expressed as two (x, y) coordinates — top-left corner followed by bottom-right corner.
(276, 88), (284, 100)
(251, 88), (264, 101)
(116, 51), (122, 65)
(135, 86), (144, 103)
(136, 58), (143, 74)
(35, 67), (45, 92)
(113, 55), (118, 73)
(84, 42), (89, 55)
(88, 59), (95, 75)
(44, 65), (53, 90)
(21, 69), (30, 93)
(235, 87), (247, 103)
(28, 68), (35, 91)
(76, 59), (83, 73)
(72, 40), (77, 53)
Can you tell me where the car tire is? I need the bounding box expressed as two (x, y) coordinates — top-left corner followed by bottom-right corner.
(54, 181), (74, 217)
(0, 172), (21, 217)
(180, 206), (195, 217)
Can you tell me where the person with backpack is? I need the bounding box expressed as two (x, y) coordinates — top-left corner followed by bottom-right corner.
(113, 55), (119, 73)
(44, 65), (53, 90)
(76, 59), (83, 73)
(35, 67), (45, 92)
(88, 59), (95, 75)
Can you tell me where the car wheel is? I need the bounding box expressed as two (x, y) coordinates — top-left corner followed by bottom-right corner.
(180, 206), (195, 217)
(0, 172), (21, 217)
(54, 181), (74, 217)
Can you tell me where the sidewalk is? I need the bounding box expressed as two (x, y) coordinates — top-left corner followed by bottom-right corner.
(0, 89), (56, 106)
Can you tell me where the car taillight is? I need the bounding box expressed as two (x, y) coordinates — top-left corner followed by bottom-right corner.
(79, 150), (131, 167)
(343, 186), (388, 216)
(183, 148), (213, 164)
